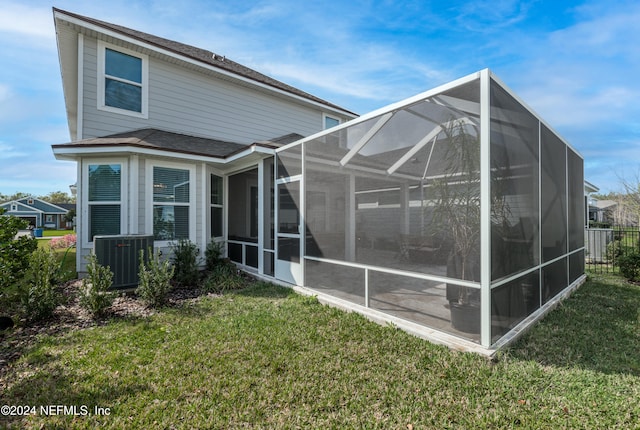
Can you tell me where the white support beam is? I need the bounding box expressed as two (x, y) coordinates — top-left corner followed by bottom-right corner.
(340, 112), (393, 166)
(387, 117), (476, 175)
(479, 69), (492, 348)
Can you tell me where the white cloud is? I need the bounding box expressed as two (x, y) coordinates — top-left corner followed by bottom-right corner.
(0, 2), (54, 40)
(0, 141), (28, 158)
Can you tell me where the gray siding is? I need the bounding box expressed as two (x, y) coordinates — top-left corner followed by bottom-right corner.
(81, 37), (341, 143)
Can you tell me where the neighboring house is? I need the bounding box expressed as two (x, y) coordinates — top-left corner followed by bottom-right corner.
(51, 8), (586, 353)
(589, 199), (617, 225)
(0, 197), (70, 229)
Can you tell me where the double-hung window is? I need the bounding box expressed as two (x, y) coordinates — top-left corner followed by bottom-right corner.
(152, 165), (192, 241)
(98, 41), (148, 118)
(87, 163), (122, 241)
(211, 174), (224, 238)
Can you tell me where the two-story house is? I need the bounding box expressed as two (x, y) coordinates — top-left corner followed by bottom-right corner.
(52, 8), (587, 352)
(51, 8), (357, 277)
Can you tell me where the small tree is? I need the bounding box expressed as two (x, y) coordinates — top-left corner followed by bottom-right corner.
(171, 239), (200, 286)
(205, 240), (224, 271)
(138, 248), (174, 307)
(79, 253), (116, 318)
(0, 210), (38, 312)
(21, 248), (59, 321)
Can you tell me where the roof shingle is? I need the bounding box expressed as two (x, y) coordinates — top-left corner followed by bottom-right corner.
(53, 8), (357, 116)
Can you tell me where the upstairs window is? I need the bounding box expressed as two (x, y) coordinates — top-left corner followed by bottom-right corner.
(98, 42), (148, 118)
(323, 114), (340, 129)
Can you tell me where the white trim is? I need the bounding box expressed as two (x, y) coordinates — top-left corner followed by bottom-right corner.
(225, 145), (275, 163)
(322, 113), (341, 129)
(201, 162), (207, 255)
(53, 143), (275, 166)
(54, 10), (356, 119)
(275, 174), (303, 185)
(145, 160), (196, 248)
(480, 69), (492, 347)
(304, 255), (481, 289)
(76, 33), (84, 140)
(257, 159), (265, 274)
(129, 154), (139, 234)
(97, 40), (149, 119)
(81, 158), (128, 248)
(538, 120), (543, 309)
(76, 161), (82, 271)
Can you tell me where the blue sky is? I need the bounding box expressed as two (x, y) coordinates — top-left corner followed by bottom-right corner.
(0, 0), (639, 197)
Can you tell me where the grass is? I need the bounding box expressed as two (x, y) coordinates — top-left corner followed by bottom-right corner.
(1, 274), (639, 429)
(42, 229), (74, 237)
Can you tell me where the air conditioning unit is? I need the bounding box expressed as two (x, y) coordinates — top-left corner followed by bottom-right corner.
(94, 235), (154, 289)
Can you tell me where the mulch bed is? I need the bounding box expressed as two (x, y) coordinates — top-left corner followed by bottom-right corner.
(0, 279), (222, 385)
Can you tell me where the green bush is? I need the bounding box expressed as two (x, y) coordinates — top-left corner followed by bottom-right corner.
(171, 239), (200, 287)
(20, 248), (59, 321)
(606, 240), (625, 261)
(138, 248), (174, 307)
(79, 253), (115, 318)
(205, 240), (224, 271)
(203, 260), (244, 294)
(618, 253), (640, 282)
(0, 211), (38, 310)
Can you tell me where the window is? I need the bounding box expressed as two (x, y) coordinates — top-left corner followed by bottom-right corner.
(324, 114), (340, 129)
(98, 42), (148, 117)
(88, 164), (122, 240)
(211, 174), (223, 238)
(10, 204), (17, 211)
(152, 166), (191, 241)
(46, 215), (54, 223)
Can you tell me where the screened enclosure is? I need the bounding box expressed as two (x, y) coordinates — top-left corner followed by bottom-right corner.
(274, 70), (585, 348)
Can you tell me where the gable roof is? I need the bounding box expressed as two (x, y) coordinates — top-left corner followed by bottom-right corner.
(1, 197), (69, 214)
(53, 8), (357, 117)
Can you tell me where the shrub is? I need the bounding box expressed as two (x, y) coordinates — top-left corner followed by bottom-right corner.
(203, 260), (244, 294)
(20, 248), (59, 321)
(79, 253), (115, 318)
(606, 240), (623, 261)
(50, 234), (77, 249)
(171, 239), (200, 287)
(0, 211), (38, 308)
(138, 248), (174, 307)
(618, 253), (640, 282)
(205, 240), (224, 271)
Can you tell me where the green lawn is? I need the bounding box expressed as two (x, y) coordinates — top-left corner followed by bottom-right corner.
(1, 274), (638, 429)
(42, 229), (74, 237)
